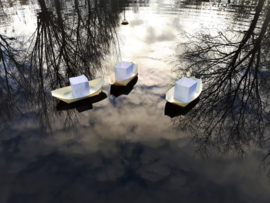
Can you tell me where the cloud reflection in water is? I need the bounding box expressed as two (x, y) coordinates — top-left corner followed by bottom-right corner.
(0, 0), (270, 203)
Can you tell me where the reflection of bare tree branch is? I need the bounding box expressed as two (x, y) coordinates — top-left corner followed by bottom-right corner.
(20, 0), (123, 133)
(0, 34), (26, 129)
(172, 0), (270, 158)
(0, 0), (123, 133)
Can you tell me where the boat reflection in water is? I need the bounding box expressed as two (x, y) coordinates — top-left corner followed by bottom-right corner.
(165, 98), (200, 118)
(110, 76), (138, 97)
(56, 92), (107, 113)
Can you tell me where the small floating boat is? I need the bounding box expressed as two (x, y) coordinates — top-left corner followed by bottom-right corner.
(51, 78), (105, 104)
(166, 77), (202, 107)
(109, 63), (138, 86)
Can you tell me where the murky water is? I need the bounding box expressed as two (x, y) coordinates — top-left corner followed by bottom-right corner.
(0, 0), (270, 202)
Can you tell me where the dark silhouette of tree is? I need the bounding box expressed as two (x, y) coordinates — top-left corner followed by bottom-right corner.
(20, 0), (124, 132)
(0, 34), (27, 129)
(25, 0), (123, 89)
(171, 0), (270, 157)
(0, 0), (124, 133)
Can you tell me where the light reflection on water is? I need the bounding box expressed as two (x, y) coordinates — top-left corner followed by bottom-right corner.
(0, 0), (270, 202)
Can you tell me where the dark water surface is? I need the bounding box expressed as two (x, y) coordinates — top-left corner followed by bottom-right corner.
(1, 0), (270, 202)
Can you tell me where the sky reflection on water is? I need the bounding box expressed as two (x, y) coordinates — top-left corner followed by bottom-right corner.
(0, 0), (270, 203)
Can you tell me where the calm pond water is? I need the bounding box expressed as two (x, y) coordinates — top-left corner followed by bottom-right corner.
(1, 0), (270, 202)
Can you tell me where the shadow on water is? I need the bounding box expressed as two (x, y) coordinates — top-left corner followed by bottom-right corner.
(110, 76), (138, 97)
(164, 98), (200, 118)
(56, 91), (107, 112)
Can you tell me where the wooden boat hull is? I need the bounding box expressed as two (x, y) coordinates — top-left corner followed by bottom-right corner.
(109, 63), (138, 86)
(166, 77), (202, 107)
(51, 78), (105, 104)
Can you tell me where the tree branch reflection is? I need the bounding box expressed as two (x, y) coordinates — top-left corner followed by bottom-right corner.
(172, 0), (270, 158)
(0, 0), (123, 133)
(0, 33), (26, 129)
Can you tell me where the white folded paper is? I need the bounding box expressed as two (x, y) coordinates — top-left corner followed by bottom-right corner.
(114, 61), (133, 81)
(174, 77), (197, 103)
(69, 75), (90, 98)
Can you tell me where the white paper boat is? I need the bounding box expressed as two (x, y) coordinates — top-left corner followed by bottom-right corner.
(166, 77), (202, 107)
(109, 63), (138, 86)
(51, 78), (105, 103)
